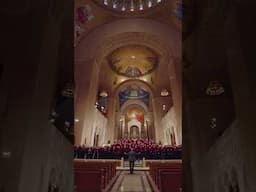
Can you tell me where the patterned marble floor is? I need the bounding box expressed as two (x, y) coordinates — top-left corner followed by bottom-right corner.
(110, 171), (152, 192)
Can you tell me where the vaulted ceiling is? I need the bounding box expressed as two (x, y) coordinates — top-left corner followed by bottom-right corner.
(75, 0), (181, 101)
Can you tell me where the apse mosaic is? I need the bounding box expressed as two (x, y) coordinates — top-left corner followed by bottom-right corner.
(108, 45), (158, 78)
(125, 106), (144, 123)
(93, 0), (163, 13)
(119, 84), (149, 107)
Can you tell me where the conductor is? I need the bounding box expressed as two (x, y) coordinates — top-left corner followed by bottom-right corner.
(127, 148), (136, 174)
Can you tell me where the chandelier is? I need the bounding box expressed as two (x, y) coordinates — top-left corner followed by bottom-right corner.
(94, 0), (163, 13)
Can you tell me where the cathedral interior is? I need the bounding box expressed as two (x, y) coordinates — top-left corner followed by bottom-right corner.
(0, 0), (256, 192)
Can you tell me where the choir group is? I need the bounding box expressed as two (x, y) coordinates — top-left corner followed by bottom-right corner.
(74, 138), (182, 160)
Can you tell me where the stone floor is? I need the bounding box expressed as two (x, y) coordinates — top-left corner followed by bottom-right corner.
(110, 171), (152, 192)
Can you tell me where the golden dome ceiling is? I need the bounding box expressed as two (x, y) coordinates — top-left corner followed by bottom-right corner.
(108, 45), (158, 77)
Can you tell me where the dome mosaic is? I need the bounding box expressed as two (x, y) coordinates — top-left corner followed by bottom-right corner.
(108, 45), (158, 78)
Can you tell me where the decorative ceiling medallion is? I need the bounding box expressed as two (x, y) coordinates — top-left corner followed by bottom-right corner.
(206, 81), (225, 96)
(93, 0), (163, 14)
(108, 45), (158, 77)
(76, 5), (94, 24)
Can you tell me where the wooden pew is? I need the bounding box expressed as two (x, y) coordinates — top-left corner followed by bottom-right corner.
(74, 168), (105, 192)
(146, 160), (182, 192)
(74, 159), (121, 192)
(158, 168), (181, 192)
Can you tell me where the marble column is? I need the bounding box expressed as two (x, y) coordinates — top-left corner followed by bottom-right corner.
(105, 96), (115, 143)
(168, 57), (182, 145)
(75, 59), (101, 146)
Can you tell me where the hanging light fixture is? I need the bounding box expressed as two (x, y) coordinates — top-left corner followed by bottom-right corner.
(160, 89), (169, 96)
(100, 90), (108, 97)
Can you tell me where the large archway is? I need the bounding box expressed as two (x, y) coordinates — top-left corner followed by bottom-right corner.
(75, 19), (181, 146)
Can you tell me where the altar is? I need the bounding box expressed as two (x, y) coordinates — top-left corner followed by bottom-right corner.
(128, 118), (141, 138)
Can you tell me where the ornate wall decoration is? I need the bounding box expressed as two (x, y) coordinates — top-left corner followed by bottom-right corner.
(76, 5), (94, 24)
(75, 5), (94, 39)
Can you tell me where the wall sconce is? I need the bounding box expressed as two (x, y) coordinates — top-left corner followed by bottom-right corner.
(161, 89), (169, 96)
(206, 81), (224, 96)
(61, 84), (74, 98)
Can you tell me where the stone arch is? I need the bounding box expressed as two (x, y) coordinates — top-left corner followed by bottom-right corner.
(114, 78), (154, 97)
(94, 32), (172, 67)
(76, 19), (180, 60)
(114, 79), (154, 112)
(76, 21), (180, 94)
(120, 100), (148, 114)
